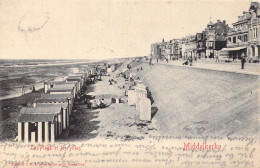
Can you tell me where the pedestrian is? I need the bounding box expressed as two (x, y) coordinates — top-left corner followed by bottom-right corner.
(21, 86), (25, 95)
(241, 53), (246, 69)
(189, 57), (193, 66)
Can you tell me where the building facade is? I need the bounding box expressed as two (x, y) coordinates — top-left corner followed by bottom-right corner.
(223, 1), (259, 60)
(248, 1), (260, 58)
(205, 20), (230, 59)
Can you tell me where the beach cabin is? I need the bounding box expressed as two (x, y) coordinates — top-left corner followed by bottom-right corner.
(52, 83), (76, 97)
(111, 65), (116, 72)
(44, 81), (77, 95)
(89, 68), (97, 76)
(75, 72), (88, 83)
(47, 87), (75, 99)
(18, 106), (62, 143)
(36, 103), (69, 134)
(66, 76), (83, 91)
(33, 98), (70, 130)
(38, 94), (74, 113)
(106, 67), (112, 73)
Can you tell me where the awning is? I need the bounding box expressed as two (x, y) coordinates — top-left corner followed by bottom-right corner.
(221, 46), (247, 51)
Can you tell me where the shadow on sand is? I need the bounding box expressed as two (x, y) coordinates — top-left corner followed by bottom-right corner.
(147, 88), (154, 105)
(151, 106), (158, 119)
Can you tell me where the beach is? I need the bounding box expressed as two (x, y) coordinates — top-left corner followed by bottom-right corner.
(0, 58), (259, 142)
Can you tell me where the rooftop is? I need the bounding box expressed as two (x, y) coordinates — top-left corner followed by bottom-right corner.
(47, 88), (74, 92)
(67, 76), (82, 79)
(33, 97), (68, 103)
(46, 81), (65, 85)
(68, 74), (84, 77)
(20, 106), (61, 114)
(18, 113), (56, 122)
(52, 83), (75, 89)
(40, 93), (72, 99)
(36, 103), (68, 109)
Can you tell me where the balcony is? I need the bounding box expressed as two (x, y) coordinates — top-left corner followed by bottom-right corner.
(227, 41), (248, 48)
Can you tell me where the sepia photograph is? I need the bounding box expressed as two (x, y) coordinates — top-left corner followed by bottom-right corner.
(0, 0), (259, 167)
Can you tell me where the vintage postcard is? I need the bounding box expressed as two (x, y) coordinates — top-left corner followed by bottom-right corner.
(0, 0), (259, 167)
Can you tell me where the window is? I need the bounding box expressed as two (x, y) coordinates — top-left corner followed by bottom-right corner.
(233, 36), (236, 43)
(238, 35), (241, 42)
(244, 35), (247, 42)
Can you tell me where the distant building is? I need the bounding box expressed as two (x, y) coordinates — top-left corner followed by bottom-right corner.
(182, 35), (196, 59)
(196, 32), (207, 59)
(172, 39), (182, 60)
(151, 39), (172, 61)
(205, 20), (230, 59)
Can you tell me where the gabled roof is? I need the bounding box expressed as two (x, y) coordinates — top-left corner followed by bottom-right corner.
(18, 113), (55, 122)
(46, 81), (65, 85)
(47, 88), (74, 92)
(36, 103), (68, 109)
(68, 74), (84, 77)
(20, 106), (61, 114)
(40, 93), (72, 99)
(66, 76), (82, 80)
(46, 81), (78, 85)
(33, 98), (68, 103)
(52, 84), (75, 89)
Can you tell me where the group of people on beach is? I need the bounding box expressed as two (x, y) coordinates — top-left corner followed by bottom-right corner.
(182, 56), (193, 66)
(86, 98), (105, 109)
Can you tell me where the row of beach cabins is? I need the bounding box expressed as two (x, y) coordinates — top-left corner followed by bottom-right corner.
(17, 63), (116, 144)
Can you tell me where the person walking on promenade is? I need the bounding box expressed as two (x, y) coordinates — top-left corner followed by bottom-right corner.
(241, 53), (246, 69)
(189, 56), (193, 66)
(21, 86), (25, 95)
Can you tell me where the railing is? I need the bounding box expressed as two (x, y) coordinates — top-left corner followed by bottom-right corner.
(227, 42), (248, 47)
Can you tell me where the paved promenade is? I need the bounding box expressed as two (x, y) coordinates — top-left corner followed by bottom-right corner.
(155, 60), (260, 76)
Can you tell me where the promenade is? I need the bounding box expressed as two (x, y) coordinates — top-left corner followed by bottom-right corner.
(156, 59), (260, 76)
(133, 60), (259, 137)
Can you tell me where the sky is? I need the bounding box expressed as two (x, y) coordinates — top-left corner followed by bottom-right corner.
(0, 0), (253, 60)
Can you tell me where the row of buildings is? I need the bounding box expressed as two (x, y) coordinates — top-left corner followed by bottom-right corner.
(151, 1), (260, 61)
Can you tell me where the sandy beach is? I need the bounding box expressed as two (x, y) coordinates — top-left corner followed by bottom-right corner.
(65, 71), (158, 142)
(0, 58), (259, 142)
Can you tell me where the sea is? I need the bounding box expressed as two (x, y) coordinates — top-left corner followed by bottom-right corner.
(0, 59), (89, 100)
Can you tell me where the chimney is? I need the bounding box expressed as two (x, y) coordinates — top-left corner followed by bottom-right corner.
(223, 20), (226, 25)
